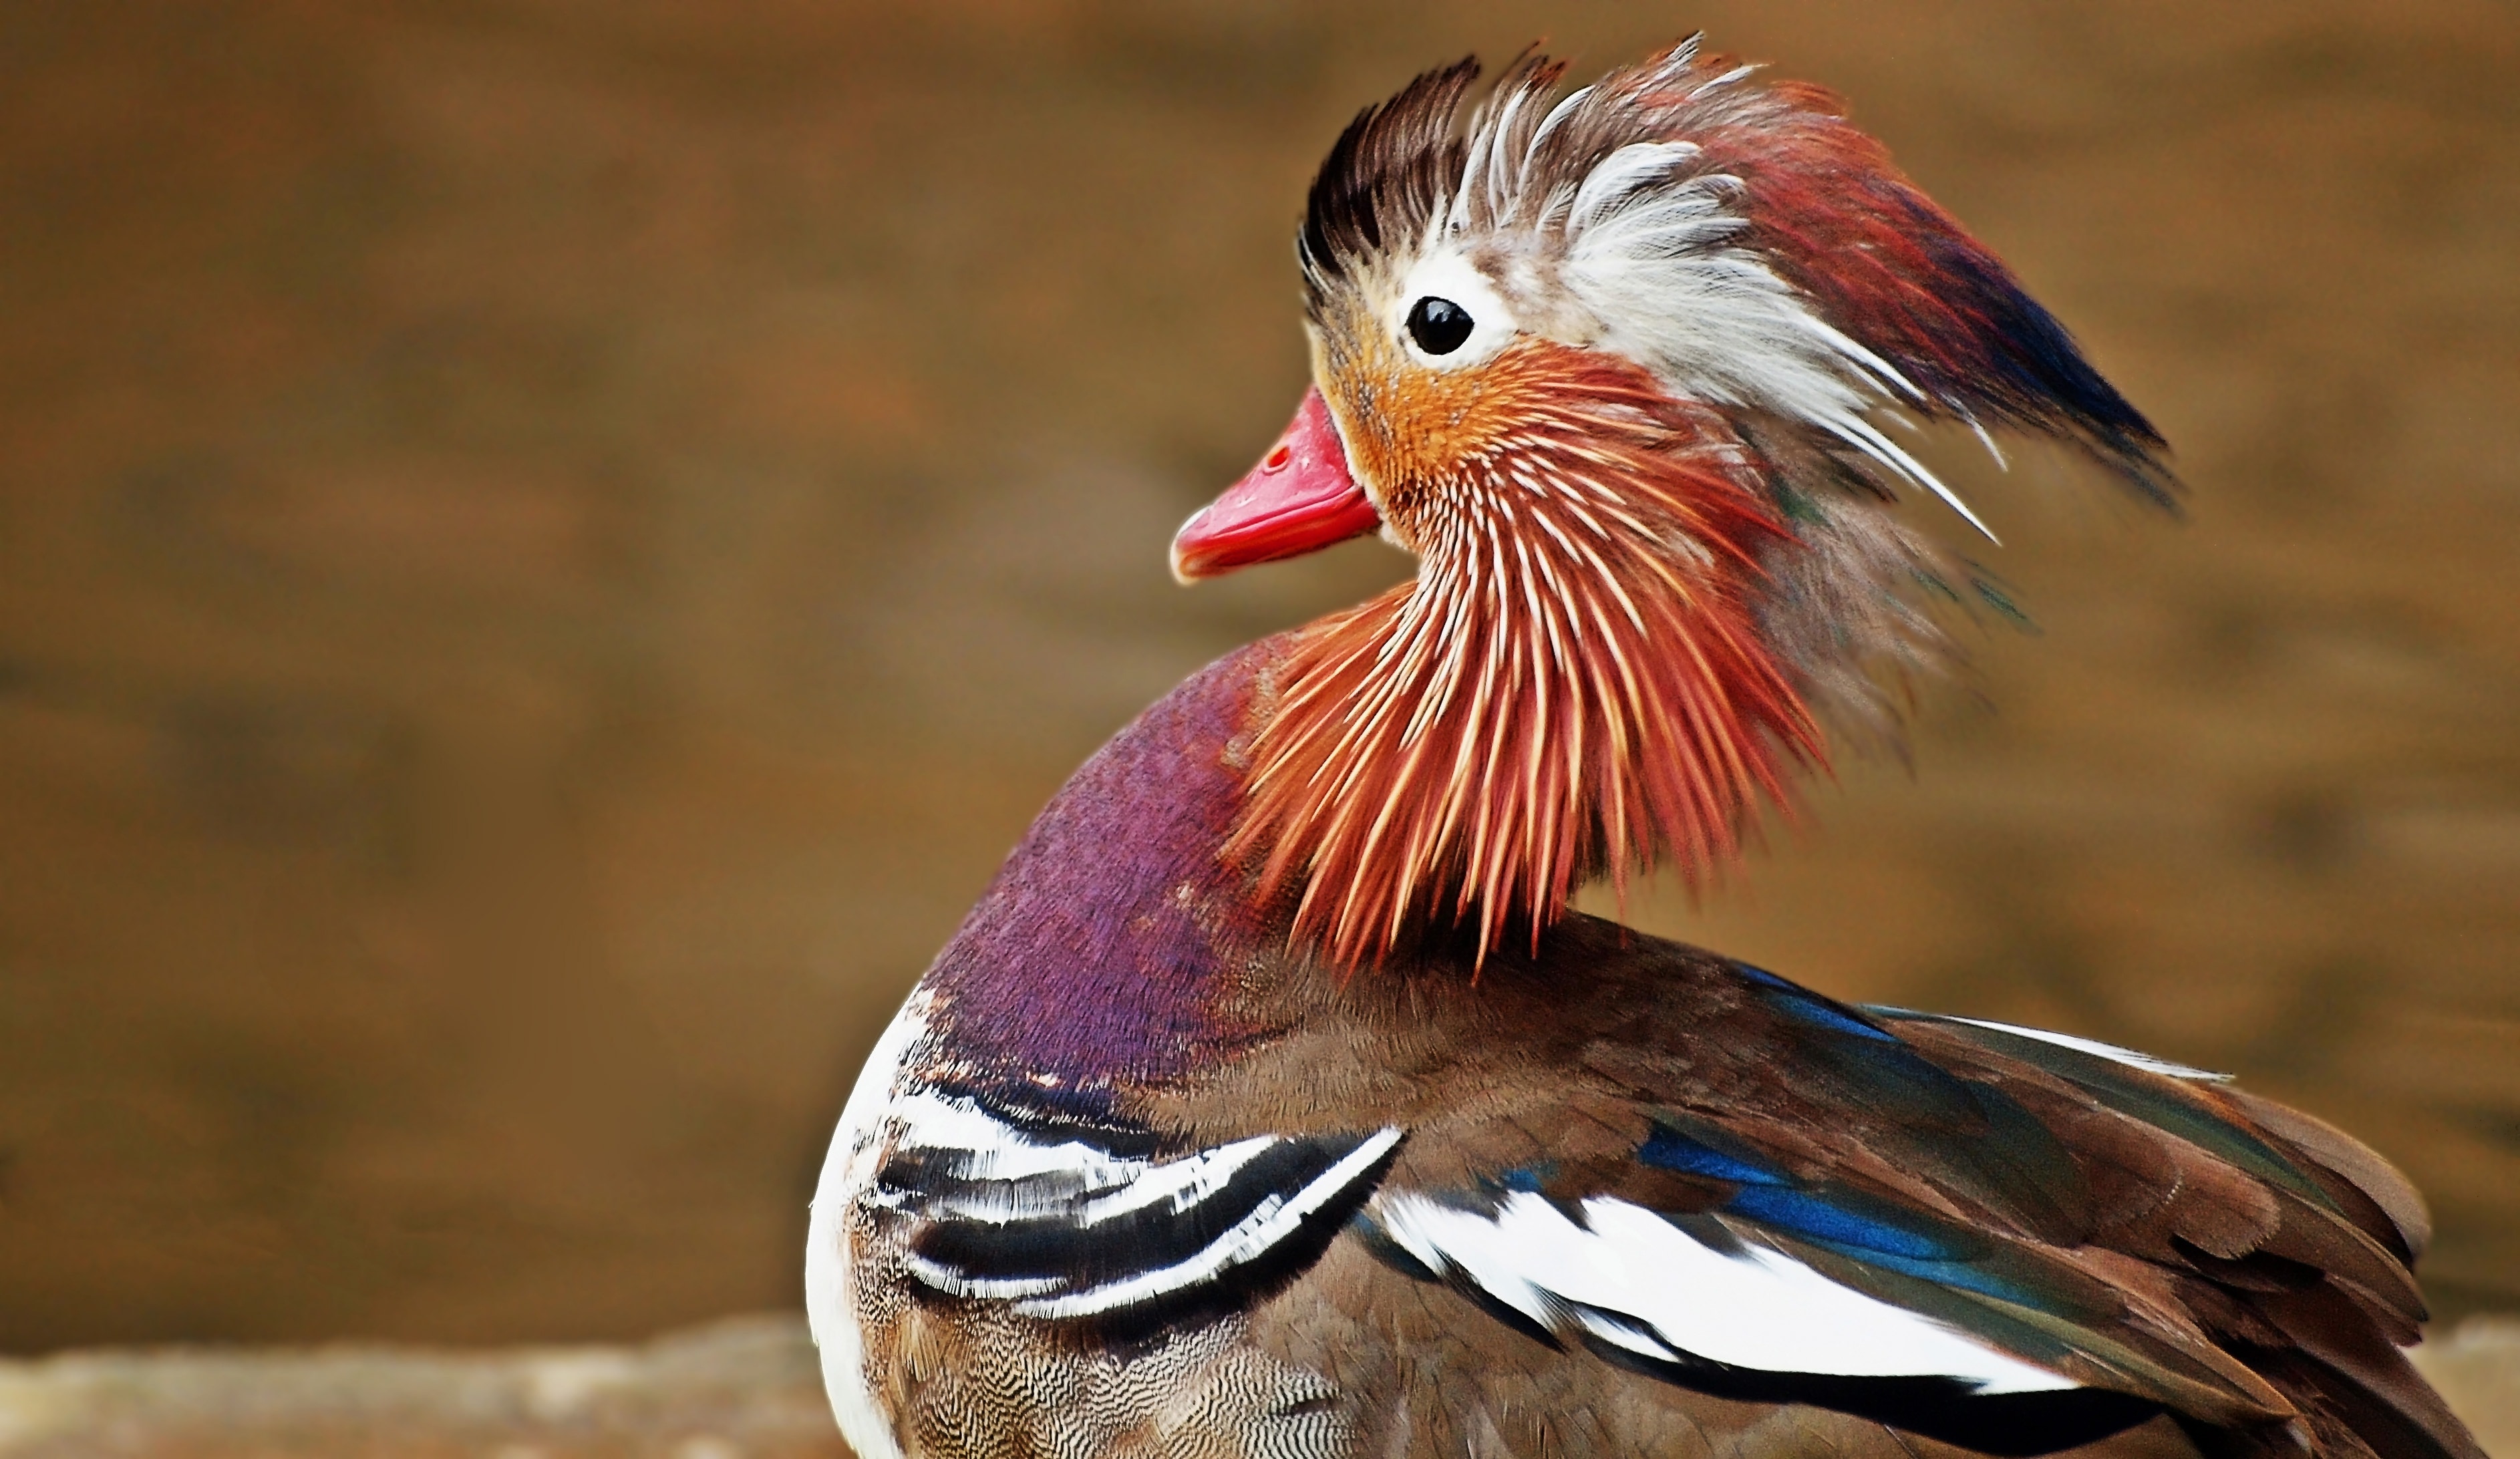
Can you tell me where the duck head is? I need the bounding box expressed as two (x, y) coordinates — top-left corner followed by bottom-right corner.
(1174, 39), (2175, 970)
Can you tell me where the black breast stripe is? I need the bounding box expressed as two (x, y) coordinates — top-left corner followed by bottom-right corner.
(873, 1088), (1402, 1323)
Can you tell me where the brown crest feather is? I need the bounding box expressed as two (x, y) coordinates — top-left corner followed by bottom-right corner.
(1299, 59), (1478, 307)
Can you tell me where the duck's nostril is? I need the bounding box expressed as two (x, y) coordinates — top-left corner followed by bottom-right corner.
(1263, 445), (1293, 472)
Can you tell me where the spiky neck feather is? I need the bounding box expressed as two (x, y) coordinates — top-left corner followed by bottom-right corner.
(1232, 341), (1821, 968)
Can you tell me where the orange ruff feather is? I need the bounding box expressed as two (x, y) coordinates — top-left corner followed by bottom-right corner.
(1231, 342), (1825, 969)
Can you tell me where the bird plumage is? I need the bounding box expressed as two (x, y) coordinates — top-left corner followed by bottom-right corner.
(1236, 355), (1813, 967)
(1269, 38), (2180, 966)
(808, 36), (2480, 1459)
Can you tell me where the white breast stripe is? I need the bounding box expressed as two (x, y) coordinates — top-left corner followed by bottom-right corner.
(899, 1257), (1064, 1302)
(889, 1090), (1154, 1188)
(1939, 1017), (2230, 1082)
(1065, 1136), (1283, 1228)
(1009, 1127), (1404, 1320)
(805, 989), (929, 1459)
(885, 1095), (1287, 1229)
(1374, 1190), (2076, 1396)
(874, 1085), (1406, 1321)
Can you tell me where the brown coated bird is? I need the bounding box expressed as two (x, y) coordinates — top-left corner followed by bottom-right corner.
(806, 37), (2485, 1459)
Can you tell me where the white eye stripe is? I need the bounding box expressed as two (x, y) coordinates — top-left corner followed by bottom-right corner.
(1392, 251), (1517, 369)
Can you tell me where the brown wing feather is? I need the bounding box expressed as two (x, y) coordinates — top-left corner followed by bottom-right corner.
(1249, 1232), (2211, 1459)
(1144, 916), (2482, 1459)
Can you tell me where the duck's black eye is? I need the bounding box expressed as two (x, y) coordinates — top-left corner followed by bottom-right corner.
(1406, 296), (1474, 355)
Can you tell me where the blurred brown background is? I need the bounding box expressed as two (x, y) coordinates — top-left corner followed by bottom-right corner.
(1, 0), (2514, 1356)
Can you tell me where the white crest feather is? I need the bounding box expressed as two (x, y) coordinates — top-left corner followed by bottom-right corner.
(1400, 48), (2001, 541)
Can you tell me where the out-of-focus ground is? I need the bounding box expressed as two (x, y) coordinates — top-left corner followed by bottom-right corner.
(2, 0), (2517, 1369)
(0, 1314), (843, 1458)
(0, 1316), (2511, 1459)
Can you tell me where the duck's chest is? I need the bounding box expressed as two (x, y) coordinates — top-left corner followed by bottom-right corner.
(804, 980), (1374, 1459)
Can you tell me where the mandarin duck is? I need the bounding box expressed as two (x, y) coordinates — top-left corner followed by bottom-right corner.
(806, 39), (2482, 1459)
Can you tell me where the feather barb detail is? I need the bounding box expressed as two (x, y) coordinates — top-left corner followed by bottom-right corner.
(1230, 343), (1823, 970)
